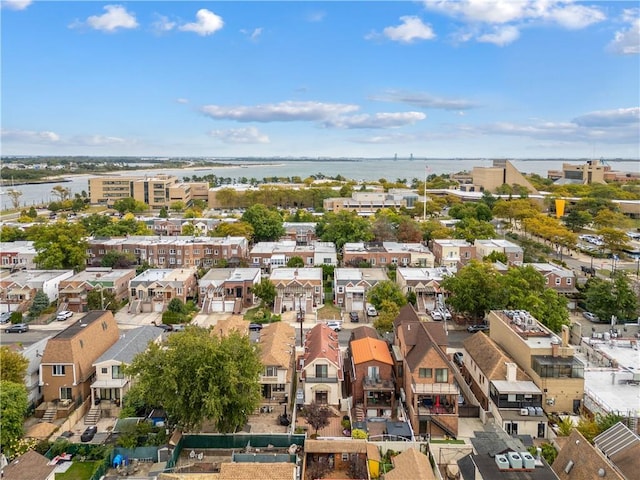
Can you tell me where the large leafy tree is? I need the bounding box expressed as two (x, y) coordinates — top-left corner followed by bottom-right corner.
(0, 225), (27, 242)
(113, 197), (148, 215)
(441, 261), (502, 320)
(241, 204), (285, 242)
(453, 218), (496, 243)
(0, 347), (28, 383)
(596, 227), (629, 255)
(302, 402), (330, 436)
(87, 288), (118, 312)
(126, 328), (262, 432)
(211, 221), (254, 239)
(373, 300), (400, 335)
(316, 210), (374, 250)
(252, 278), (277, 307)
(583, 272), (638, 323)
(366, 281), (407, 311)
(563, 209), (593, 232)
(28, 222), (88, 270)
(0, 380), (28, 458)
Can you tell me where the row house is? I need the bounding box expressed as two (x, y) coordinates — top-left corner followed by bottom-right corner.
(394, 305), (459, 439)
(87, 235), (248, 269)
(128, 268), (197, 313)
(346, 328), (395, 420)
(90, 325), (164, 419)
(463, 332), (546, 439)
(488, 310), (584, 414)
(474, 239), (524, 266)
(0, 241), (37, 271)
(333, 268), (388, 312)
(211, 315), (249, 338)
(342, 242), (434, 268)
(58, 268), (136, 313)
(258, 322), (296, 402)
(199, 268), (261, 314)
(395, 267), (454, 313)
(249, 240), (337, 271)
(298, 323), (343, 406)
(430, 239), (475, 269)
(281, 222), (317, 245)
(527, 262), (578, 308)
(39, 311), (119, 417)
(270, 267), (324, 314)
(150, 218), (222, 237)
(0, 270), (73, 314)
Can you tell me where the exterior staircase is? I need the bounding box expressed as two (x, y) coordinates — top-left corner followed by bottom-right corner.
(354, 404), (365, 423)
(41, 405), (57, 423)
(85, 406), (101, 425)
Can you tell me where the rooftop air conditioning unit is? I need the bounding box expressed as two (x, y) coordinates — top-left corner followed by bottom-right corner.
(521, 452), (535, 469)
(507, 452), (522, 469)
(520, 408), (529, 416)
(495, 455), (510, 470)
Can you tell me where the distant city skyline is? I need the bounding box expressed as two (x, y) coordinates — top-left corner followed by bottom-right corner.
(2, 1), (639, 159)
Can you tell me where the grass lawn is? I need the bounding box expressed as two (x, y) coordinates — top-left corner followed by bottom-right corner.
(55, 461), (101, 480)
(317, 303), (342, 320)
(430, 439), (466, 444)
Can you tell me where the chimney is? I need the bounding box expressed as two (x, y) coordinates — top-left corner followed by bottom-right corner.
(551, 338), (560, 357)
(561, 325), (570, 347)
(506, 362), (517, 382)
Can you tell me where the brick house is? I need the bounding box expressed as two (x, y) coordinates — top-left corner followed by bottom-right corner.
(395, 267), (453, 313)
(346, 331), (395, 420)
(269, 268), (324, 315)
(199, 267), (261, 314)
(430, 239), (475, 269)
(258, 322), (296, 402)
(394, 305), (459, 439)
(39, 311), (119, 412)
(0, 270), (73, 314)
(474, 239), (524, 266)
(58, 268), (136, 313)
(303, 439), (368, 479)
(333, 268), (388, 313)
(342, 242), (434, 268)
(250, 240), (337, 272)
(128, 267), (198, 313)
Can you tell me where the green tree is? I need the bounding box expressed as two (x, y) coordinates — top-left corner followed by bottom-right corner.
(101, 250), (136, 268)
(87, 288), (118, 312)
(597, 227), (629, 255)
(593, 209), (631, 229)
(0, 347), (28, 383)
(241, 204), (285, 242)
(0, 380), (28, 458)
(80, 213), (114, 235)
(563, 209), (593, 232)
(159, 206), (169, 218)
(0, 226), (27, 242)
(253, 278), (277, 307)
(366, 281), (407, 311)
(126, 328), (262, 432)
(27, 206), (38, 218)
(583, 273), (639, 323)
(167, 298), (187, 315)
(453, 218), (496, 243)
(484, 251), (508, 264)
(287, 256), (305, 268)
(373, 300), (400, 335)
(51, 185), (71, 202)
(113, 197), (148, 215)
(441, 261), (502, 320)
(28, 222), (88, 270)
(29, 290), (50, 318)
(316, 211), (374, 250)
(211, 221), (254, 239)
(170, 201), (185, 212)
(182, 223), (196, 236)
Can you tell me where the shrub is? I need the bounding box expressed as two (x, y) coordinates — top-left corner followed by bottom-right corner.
(351, 428), (368, 439)
(10, 312), (23, 324)
(341, 419), (351, 430)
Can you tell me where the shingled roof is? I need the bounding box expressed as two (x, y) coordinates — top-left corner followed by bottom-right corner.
(385, 448), (435, 480)
(211, 315), (249, 338)
(301, 323), (342, 380)
(1, 450), (56, 480)
(259, 322), (296, 379)
(463, 332), (531, 382)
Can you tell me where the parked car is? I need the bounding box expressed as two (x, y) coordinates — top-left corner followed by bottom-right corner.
(0, 312), (11, 324)
(326, 321), (342, 332)
(80, 426), (97, 442)
(453, 352), (464, 366)
(172, 324), (187, 332)
(467, 324), (489, 333)
(153, 323), (173, 332)
(56, 310), (73, 321)
(366, 305), (378, 317)
(5, 323), (29, 333)
(248, 323), (263, 332)
(349, 311), (360, 323)
(583, 312), (599, 322)
(430, 310), (443, 321)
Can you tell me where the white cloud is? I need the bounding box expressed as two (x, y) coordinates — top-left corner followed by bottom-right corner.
(201, 101), (359, 122)
(179, 9), (224, 36)
(324, 112), (426, 129)
(573, 107), (640, 127)
(351, 133), (417, 144)
(82, 5), (138, 32)
(477, 25), (520, 46)
(381, 16), (436, 43)
(608, 10), (640, 55)
(372, 90), (479, 110)
(209, 127), (270, 144)
(241, 27), (263, 41)
(543, 3), (605, 29)
(151, 14), (176, 34)
(306, 11), (326, 23)
(70, 135), (127, 146)
(1, 0), (32, 11)
(176, 98), (189, 104)
(1, 129), (60, 143)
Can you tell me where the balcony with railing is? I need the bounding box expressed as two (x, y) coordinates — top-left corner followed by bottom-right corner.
(363, 375), (395, 391)
(305, 376), (338, 383)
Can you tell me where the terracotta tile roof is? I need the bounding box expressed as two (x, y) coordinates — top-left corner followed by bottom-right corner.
(301, 324), (342, 379)
(552, 430), (625, 480)
(1, 450), (56, 480)
(463, 332), (531, 381)
(260, 322), (296, 373)
(211, 315), (249, 337)
(385, 448), (435, 480)
(41, 311), (119, 382)
(351, 337), (393, 365)
(304, 439), (367, 454)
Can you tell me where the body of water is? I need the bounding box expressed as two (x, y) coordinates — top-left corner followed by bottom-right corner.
(1, 158), (638, 211)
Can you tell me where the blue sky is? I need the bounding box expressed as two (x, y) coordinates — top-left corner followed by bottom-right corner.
(2, 0), (639, 159)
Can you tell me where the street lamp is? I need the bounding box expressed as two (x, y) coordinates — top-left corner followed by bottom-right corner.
(636, 257), (639, 278)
